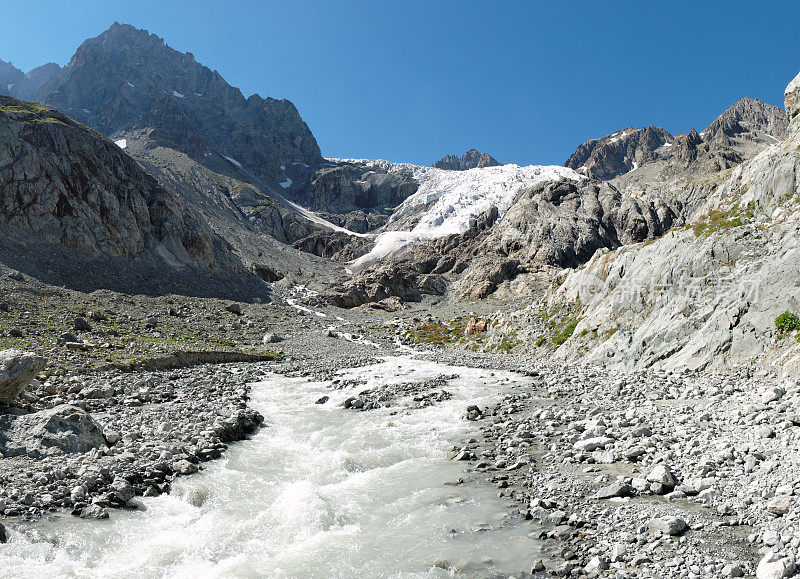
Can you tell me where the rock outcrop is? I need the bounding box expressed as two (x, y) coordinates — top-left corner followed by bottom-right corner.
(0, 96), (226, 268)
(787, 71), (800, 131)
(296, 161), (419, 215)
(0, 349), (46, 405)
(433, 148), (502, 170)
(565, 126), (673, 180)
(497, 71), (800, 373)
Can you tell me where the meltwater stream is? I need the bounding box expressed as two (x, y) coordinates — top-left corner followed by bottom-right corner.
(2, 357), (544, 578)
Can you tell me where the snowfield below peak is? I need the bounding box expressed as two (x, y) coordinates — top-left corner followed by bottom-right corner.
(344, 161), (582, 269)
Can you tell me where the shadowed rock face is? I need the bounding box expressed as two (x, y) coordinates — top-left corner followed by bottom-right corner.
(30, 23), (322, 182)
(433, 148), (502, 170)
(0, 96), (230, 271)
(0, 62), (62, 101)
(296, 162), (419, 215)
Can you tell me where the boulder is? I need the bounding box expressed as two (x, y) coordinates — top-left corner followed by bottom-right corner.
(1, 405), (107, 456)
(0, 349), (46, 405)
(757, 551), (795, 579)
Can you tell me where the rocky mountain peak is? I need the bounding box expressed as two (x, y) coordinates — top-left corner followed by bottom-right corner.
(30, 22), (322, 182)
(433, 148), (502, 170)
(0, 60), (24, 94)
(786, 71), (800, 132)
(702, 97), (787, 142)
(564, 125), (673, 180)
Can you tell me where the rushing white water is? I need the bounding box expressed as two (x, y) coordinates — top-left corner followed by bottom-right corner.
(1, 357), (543, 578)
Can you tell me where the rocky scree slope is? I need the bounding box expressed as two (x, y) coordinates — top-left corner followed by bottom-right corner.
(0, 96), (273, 297)
(483, 72), (800, 373)
(29, 23), (322, 184)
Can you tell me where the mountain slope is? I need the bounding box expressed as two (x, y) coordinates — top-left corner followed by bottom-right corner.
(0, 96), (272, 297)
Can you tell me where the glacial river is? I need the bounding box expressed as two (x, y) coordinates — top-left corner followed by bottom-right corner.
(1, 357), (543, 578)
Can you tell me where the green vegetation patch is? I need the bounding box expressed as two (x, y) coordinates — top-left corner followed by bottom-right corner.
(775, 311), (800, 337)
(689, 200), (755, 237)
(404, 318), (469, 346)
(551, 316), (581, 346)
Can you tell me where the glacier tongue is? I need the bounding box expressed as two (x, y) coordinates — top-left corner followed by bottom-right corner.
(347, 161), (582, 269)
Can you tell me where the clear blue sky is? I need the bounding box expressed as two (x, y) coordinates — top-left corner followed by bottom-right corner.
(1, 0), (798, 166)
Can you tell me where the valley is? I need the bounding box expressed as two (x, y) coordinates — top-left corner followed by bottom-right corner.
(0, 17), (799, 579)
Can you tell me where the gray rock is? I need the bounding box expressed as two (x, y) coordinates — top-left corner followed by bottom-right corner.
(110, 478), (135, 502)
(73, 318), (92, 332)
(78, 504), (109, 519)
(646, 464), (677, 490)
(0, 522), (6, 543)
(757, 550), (795, 579)
(0, 349), (46, 405)
(573, 436), (615, 452)
(786, 71), (800, 132)
(650, 516), (688, 536)
(173, 459), (199, 475)
(225, 303), (242, 315)
(262, 333), (282, 344)
(594, 481), (633, 499)
(12, 405), (107, 455)
(767, 495), (791, 516)
(57, 332), (79, 345)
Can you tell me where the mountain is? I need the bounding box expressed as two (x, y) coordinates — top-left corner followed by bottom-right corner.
(565, 98), (786, 182)
(433, 148), (502, 170)
(29, 22), (322, 184)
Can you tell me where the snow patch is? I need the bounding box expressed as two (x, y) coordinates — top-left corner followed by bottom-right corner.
(114, 139), (127, 149)
(279, 177), (293, 188)
(126, 81), (135, 88)
(82, 109), (90, 114)
(223, 156), (242, 168)
(6, 83), (14, 91)
(172, 91), (185, 98)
